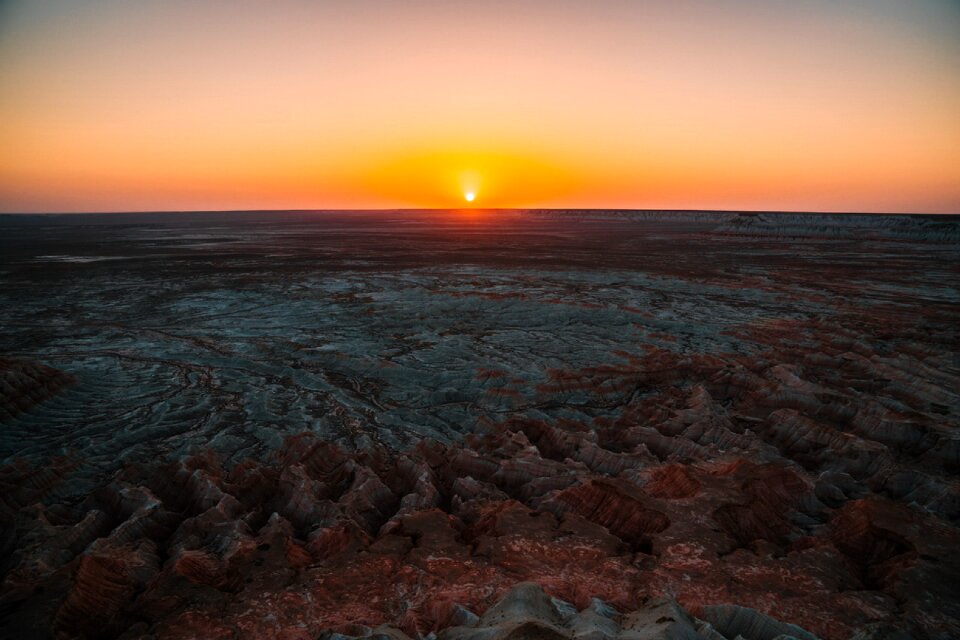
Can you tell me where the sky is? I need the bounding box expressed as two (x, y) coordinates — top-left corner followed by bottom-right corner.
(0, 0), (958, 213)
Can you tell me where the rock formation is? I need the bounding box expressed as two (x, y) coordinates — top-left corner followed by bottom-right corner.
(1, 211), (957, 639)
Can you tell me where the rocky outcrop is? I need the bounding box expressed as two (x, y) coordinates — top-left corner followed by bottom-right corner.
(2, 427), (957, 640)
(700, 604), (817, 640)
(323, 583), (819, 640)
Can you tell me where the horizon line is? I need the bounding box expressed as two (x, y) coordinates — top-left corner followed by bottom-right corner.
(1, 207), (957, 217)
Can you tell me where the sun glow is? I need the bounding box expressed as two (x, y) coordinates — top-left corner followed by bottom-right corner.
(464, 191), (476, 203)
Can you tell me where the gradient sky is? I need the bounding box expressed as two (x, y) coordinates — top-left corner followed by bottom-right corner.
(1, 0), (958, 213)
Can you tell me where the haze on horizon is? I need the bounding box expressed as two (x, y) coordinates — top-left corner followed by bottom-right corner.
(1, 0), (958, 214)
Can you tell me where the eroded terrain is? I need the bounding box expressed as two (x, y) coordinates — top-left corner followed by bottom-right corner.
(1, 210), (958, 639)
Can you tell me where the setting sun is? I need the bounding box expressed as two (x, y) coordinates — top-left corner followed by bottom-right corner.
(464, 192), (476, 203)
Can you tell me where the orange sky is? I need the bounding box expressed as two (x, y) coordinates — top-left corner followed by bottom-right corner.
(1, 0), (958, 213)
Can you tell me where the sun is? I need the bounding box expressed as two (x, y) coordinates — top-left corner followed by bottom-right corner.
(464, 191), (476, 203)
